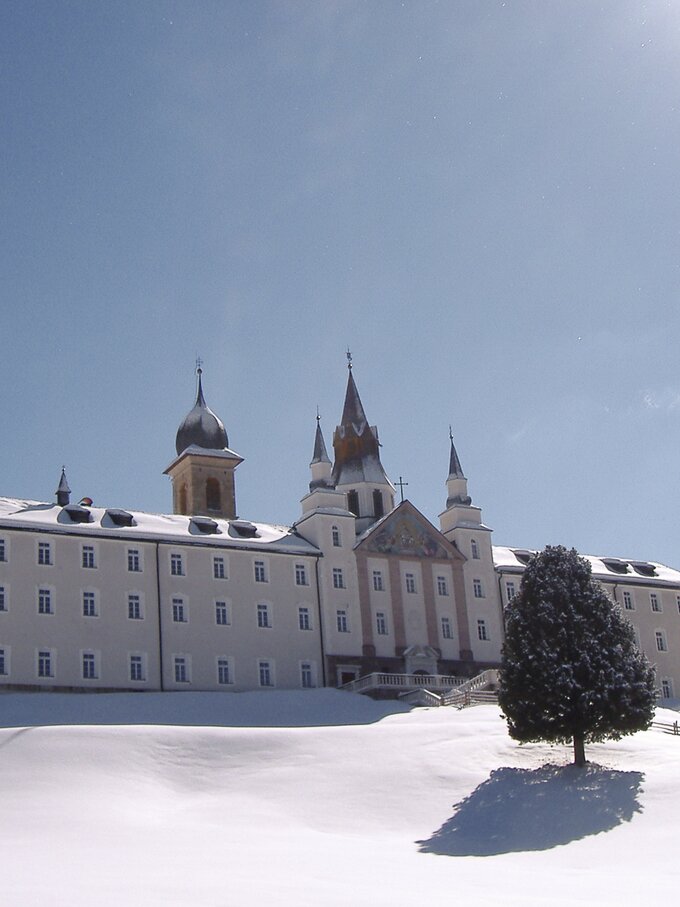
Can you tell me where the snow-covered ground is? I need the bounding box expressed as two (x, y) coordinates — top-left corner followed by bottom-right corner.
(1, 690), (678, 906)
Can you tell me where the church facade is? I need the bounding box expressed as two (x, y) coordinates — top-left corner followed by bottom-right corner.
(0, 365), (678, 697)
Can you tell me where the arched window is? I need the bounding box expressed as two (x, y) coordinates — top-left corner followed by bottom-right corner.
(471, 539), (480, 559)
(331, 525), (341, 547)
(373, 489), (384, 518)
(347, 490), (359, 516)
(178, 484), (188, 514)
(206, 478), (221, 512)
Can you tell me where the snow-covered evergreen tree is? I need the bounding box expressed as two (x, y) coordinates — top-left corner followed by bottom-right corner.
(498, 545), (656, 766)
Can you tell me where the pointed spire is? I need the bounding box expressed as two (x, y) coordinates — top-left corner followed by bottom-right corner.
(339, 366), (369, 437)
(195, 362), (207, 408)
(448, 425), (465, 479)
(56, 466), (71, 506)
(311, 410), (331, 465)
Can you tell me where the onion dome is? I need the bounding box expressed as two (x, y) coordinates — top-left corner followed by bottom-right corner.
(175, 368), (229, 456)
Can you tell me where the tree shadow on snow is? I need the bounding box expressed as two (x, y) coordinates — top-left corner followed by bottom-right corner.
(417, 763), (644, 856)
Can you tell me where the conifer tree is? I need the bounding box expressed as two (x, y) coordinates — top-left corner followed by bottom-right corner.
(498, 545), (656, 766)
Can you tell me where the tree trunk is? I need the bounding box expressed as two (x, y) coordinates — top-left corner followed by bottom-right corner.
(573, 734), (586, 766)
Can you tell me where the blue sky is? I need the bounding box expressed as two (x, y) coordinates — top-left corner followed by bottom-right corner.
(2, 1), (679, 566)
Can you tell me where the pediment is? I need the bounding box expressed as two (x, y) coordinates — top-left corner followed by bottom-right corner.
(359, 501), (460, 560)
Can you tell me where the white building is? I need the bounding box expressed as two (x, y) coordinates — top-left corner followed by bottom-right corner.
(1, 363), (678, 696)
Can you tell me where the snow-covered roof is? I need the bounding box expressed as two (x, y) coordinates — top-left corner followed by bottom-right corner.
(0, 497), (319, 555)
(493, 545), (680, 586)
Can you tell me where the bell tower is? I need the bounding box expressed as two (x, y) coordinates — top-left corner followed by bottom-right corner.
(164, 365), (243, 519)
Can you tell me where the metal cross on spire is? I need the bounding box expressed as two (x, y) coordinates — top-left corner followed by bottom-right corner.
(395, 475), (409, 503)
(346, 347), (352, 370)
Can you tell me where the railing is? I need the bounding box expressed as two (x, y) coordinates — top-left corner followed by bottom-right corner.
(652, 719), (680, 736)
(340, 672), (466, 695)
(441, 669), (499, 707)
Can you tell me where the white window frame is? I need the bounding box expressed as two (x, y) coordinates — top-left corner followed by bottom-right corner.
(37, 541), (52, 566)
(215, 600), (231, 626)
(81, 651), (99, 680)
(650, 592), (662, 613)
(331, 525), (341, 547)
(661, 677), (674, 699)
(655, 630), (668, 652)
(213, 556), (227, 580)
(0, 585), (7, 612)
(471, 539), (480, 559)
(441, 616), (453, 639)
(0, 645), (8, 676)
(173, 655), (190, 683)
(298, 606), (311, 631)
(405, 572), (417, 594)
(332, 567), (345, 589)
(376, 611), (388, 636)
(254, 560), (267, 583)
(0, 538), (6, 562)
(477, 619), (489, 641)
(38, 587), (53, 615)
(300, 661), (315, 689)
(217, 657), (233, 686)
(372, 570), (384, 592)
(129, 653), (146, 682)
(257, 602), (271, 629)
(128, 593), (143, 620)
(81, 544), (96, 569)
(127, 548), (141, 572)
(258, 659), (274, 687)
(172, 597), (187, 623)
(37, 648), (54, 678)
(295, 563), (308, 586)
(436, 575), (448, 596)
(336, 609), (349, 633)
(82, 590), (98, 618)
(505, 581), (516, 602)
(473, 578), (484, 599)
(623, 589), (634, 611)
(170, 553), (184, 577)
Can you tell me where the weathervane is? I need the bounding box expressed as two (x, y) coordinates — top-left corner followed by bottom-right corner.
(195, 354), (203, 375)
(346, 348), (352, 370)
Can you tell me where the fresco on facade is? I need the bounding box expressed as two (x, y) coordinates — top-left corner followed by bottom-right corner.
(368, 512), (449, 558)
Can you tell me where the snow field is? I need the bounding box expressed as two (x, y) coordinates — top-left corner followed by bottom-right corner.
(0, 691), (678, 906)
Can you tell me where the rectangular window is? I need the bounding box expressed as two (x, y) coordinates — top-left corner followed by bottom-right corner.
(0, 586), (6, 612)
(437, 575), (448, 596)
(174, 656), (189, 683)
(257, 603), (271, 628)
(298, 606), (311, 631)
(336, 609), (349, 633)
(332, 568), (345, 589)
(650, 593), (662, 613)
(473, 578), (484, 599)
(128, 594), (142, 620)
(172, 598), (187, 623)
(38, 650), (53, 678)
(82, 653), (97, 680)
(259, 660), (273, 687)
(332, 526), (341, 547)
(300, 662), (315, 689)
(127, 549), (141, 572)
(129, 655), (145, 682)
(661, 678), (674, 698)
(477, 619), (489, 641)
(0, 647), (6, 675)
(38, 542), (52, 565)
(215, 601), (230, 626)
(405, 572), (416, 594)
(170, 553), (184, 576)
(213, 556), (226, 579)
(82, 545), (96, 569)
(656, 630), (668, 652)
(506, 581), (516, 601)
(623, 590), (634, 610)
(471, 539), (480, 559)
(82, 591), (97, 617)
(376, 611), (388, 636)
(677, 595), (680, 615)
(254, 560), (267, 583)
(38, 588), (53, 615)
(441, 616), (453, 639)
(217, 657), (232, 685)
(295, 563), (308, 586)
(0, 538), (5, 562)
(372, 570), (384, 592)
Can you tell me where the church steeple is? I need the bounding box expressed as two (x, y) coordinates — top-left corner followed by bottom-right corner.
(55, 467), (71, 507)
(309, 412), (332, 491)
(164, 363), (243, 519)
(446, 427), (471, 507)
(331, 355), (394, 533)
